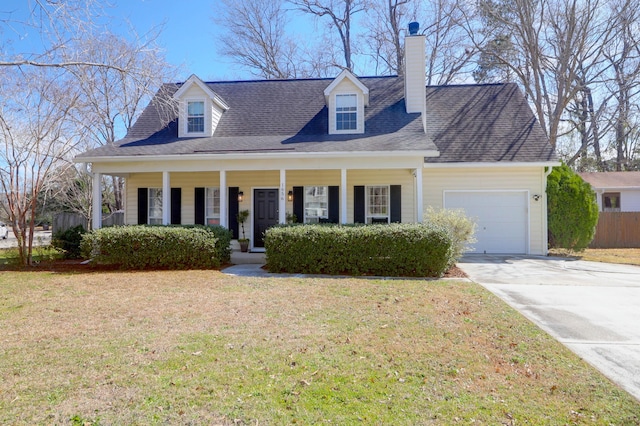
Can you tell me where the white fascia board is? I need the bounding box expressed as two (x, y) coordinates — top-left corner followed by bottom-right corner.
(173, 74), (229, 111)
(423, 161), (560, 169)
(75, 149), (440, 164)
(324, 70), (370, 106)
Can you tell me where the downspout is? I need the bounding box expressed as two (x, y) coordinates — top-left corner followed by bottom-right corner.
(543, 166), (553, 255)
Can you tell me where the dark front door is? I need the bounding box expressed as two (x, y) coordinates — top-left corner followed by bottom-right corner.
(254, 189), (279, 248)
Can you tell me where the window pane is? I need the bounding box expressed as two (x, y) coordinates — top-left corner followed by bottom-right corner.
(367, 186), (389, 223)
(148, 188), (163, 223)
(188, 101), (204, 116)
(304, 186), (328, 223)
(336, 94), (357, 130)
(187, 101), (204, 132)
(206, 187), (220, 221)
(336, 94), (356, 109)
(337, 112), (357, 130)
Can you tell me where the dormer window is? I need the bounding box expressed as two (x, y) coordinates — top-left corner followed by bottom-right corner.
(336, 94), (357, 131)
(187, 101), (205, 133)
(324, 70), (368, 135)
(174, 75), (229, 138)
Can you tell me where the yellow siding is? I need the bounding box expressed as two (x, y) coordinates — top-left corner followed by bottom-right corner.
(123, 167), (548, 253)
(227, 170), (281, 212)
(126, 169), (419, 225)
(126, 173), (162, 224)
(423, 167), (547, 254)
(348, 169), (416, 223)
(126, 172), (221, 225)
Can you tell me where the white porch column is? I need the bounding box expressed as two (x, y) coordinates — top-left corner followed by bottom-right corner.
(220, 170), (227, 228)
(415, 168), (424, 223)
(341, 169), (348, 224)
(162, 171), (170, 225)
(92, 172), (102, 230)
(279, 169), (286, 224)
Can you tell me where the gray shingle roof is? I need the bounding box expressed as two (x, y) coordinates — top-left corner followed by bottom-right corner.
(76, 76), (556, 163)
(424, 83), (555, 163)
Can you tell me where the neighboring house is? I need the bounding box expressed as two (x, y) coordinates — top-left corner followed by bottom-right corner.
(75, 26), (557, 255)
(580, 172), (640, 212)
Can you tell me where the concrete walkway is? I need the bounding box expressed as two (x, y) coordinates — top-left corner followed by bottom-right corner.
(458, 255), (640, 401)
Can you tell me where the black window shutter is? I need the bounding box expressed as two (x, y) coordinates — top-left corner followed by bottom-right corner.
(194, 187), (205, 225)
(171, 188), (181, 225)
(328, 186), (339, 223)
(137, 188), (148, 225)
(293, 186), (304, 223)
(354, 186), (365, 223)
(390, 185), (401, 223)
(228, 187), (239, 238)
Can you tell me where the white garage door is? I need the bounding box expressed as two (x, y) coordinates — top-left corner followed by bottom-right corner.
(444, 191), (528, 254)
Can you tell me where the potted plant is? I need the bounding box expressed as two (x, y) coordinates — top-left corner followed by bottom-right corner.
(236, 209), (250, 252)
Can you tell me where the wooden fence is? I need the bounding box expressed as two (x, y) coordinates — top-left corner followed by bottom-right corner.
(590, 212), (640, 248)
(53, 212), (124, 234)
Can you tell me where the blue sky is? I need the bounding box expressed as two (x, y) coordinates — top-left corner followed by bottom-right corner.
(107, 0), (245, 81)
(2, 0), (310, 81)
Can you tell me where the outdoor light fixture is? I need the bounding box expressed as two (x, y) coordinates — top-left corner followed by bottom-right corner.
(238, 191), (244, 202)
(288, 190), (293, 201)
(532, 194), (541, 201)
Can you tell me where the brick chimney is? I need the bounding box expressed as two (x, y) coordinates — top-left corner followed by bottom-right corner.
(404, 22), (426, 118)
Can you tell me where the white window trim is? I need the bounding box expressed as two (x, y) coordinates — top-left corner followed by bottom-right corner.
(184, 98), (207, 136)
(303, 186), (329, 223)
(148, 187), (163, 225)
(332, 92), (362, 134)
(365, 185), (390, 224)
(205, 187), (221, 225)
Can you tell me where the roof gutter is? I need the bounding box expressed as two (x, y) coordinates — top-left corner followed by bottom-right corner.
(423, 161), (560, 169)
(74, 149), (441, 164)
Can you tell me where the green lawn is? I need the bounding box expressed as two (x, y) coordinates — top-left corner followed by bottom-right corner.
(0, 269), (638, 425)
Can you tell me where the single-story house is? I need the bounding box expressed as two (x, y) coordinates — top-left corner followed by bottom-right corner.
(74, 26), (558, 255)
(579, 172), (640, 212)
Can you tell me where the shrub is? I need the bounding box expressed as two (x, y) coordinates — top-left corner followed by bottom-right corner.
(265, 223), (453, 277)
(424, 207), (476, 266)
(52, 225), (86, 259)
(80, 225), (232, 269)
(547, 164), (599, 252)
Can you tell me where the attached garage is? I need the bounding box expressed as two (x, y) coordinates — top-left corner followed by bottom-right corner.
(444, 191), (529, 254)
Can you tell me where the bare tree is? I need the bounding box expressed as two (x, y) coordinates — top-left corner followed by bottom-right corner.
(0, 67), (81, 265)
(422, 0), (475, 85)
(0, 0), (132, 72)
(68, 31), (176, 212)
(0, 1), (176, 264)
(364, 0), (414, 76)
(215, 0), (309, 79)
(462, 0), (614, 150)
(602, 0), (640, 170)
(289, 0), (368, 72)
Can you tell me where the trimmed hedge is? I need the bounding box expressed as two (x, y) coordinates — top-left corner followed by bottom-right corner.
(265, 224), (453, 277)
(80, 225), (232, 270)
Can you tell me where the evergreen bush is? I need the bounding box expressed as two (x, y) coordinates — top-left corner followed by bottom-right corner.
(80, 225), (232, 269)
(547, 164), (599, 251)
(52, 225), (86, 259)
(265, 223), (453, 277)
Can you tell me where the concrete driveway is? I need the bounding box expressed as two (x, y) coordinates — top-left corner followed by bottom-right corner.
(458, 255), (640, 402)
